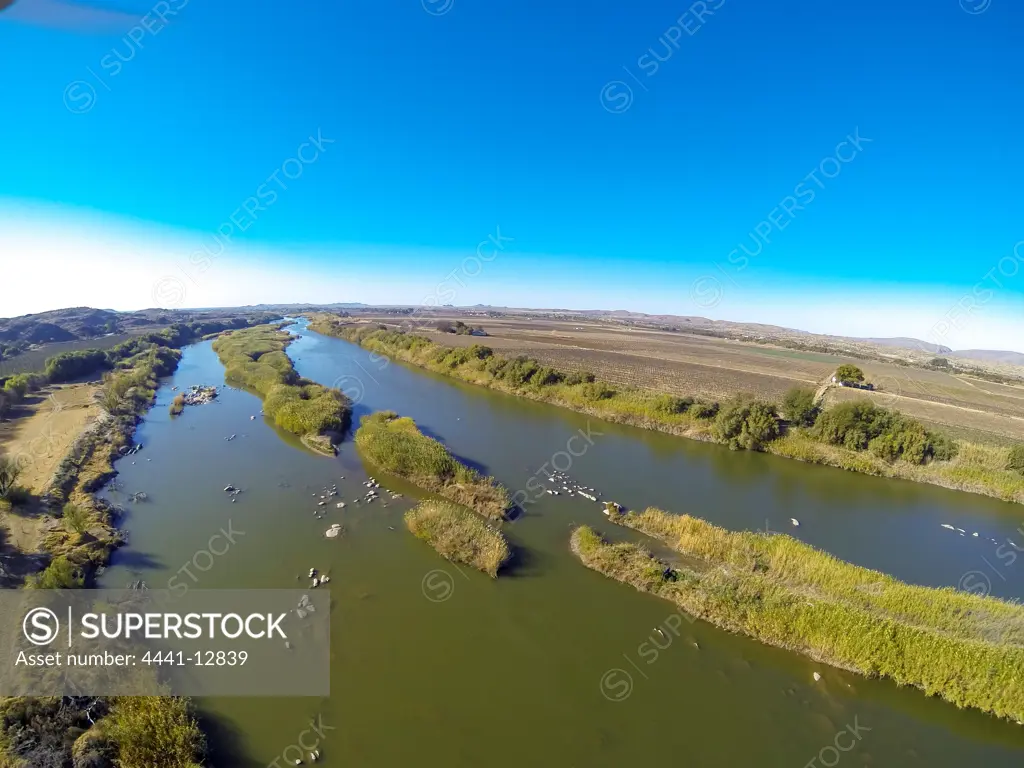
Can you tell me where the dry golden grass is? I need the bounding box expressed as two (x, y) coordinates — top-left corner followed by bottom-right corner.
(405, 501), (511, 576)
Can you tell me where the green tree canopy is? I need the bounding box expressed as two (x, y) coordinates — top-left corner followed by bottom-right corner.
(835, 364), (865, 385)
(782, 387), (819, 427)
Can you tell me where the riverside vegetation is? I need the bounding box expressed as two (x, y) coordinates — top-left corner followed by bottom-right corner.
(355, 410), (512, 574)
(571, 509), (1024, 724)
(405, 500), (511, 576)
(212, 325), (352, 455)
(0, 320), (270, 768)
(355, 411), (510, 520)
(308, 315), (1024, 505)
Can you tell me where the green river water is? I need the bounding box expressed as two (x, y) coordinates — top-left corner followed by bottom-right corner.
(97, 321), (1024, 766)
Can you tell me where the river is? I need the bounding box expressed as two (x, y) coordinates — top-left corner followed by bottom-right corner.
(98, 320), (1024, 767)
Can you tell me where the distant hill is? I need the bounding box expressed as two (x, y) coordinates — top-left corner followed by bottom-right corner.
(856, 337), (952, 355)
(952, 349), (1024, 366)
(0, 306), (280, 353)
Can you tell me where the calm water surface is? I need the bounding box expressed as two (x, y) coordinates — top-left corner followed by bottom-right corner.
(99, 321), (1024, 767)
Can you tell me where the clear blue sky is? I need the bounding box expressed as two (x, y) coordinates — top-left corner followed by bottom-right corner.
(0, 0), (1021, 349)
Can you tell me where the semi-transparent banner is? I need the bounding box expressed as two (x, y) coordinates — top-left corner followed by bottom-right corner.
(0, 589), (330, 696)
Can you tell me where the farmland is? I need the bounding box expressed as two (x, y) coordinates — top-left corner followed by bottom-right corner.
(352, 315), (1024, 444)
(0, 335), (138, 377)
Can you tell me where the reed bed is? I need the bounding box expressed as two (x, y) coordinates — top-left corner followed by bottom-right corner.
(355, 411), (510, 520)
(212, 325), (351, 451)
(405, 500), (511, 576)
(572, 508), (1024, 723)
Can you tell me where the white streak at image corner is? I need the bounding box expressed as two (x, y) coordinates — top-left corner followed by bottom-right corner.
(0, 0), (141, 31)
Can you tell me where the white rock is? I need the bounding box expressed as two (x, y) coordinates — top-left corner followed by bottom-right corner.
(813, 672), (821, 682)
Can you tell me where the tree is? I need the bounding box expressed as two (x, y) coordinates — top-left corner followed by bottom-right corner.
(713, 398), (782, 451)
(782, 387), (819, 427)
(0, 455), (22, 500)
(835, 364), (864, 385)
(0, 391), (10, 422)
(62, 503), (90, 535)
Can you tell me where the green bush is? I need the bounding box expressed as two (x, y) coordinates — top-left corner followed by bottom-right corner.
(62, 502), (90, 535)
(690, 402), (719, 419)
(782, 387), (818, 427)
(713, 398), (781, 451)
(29, 556), (85, 589)
(44, 349), (110, 382)
(105, 697), (205, 768)
(1007, 445), (1024, 475)
(814, 400), (956, 464)
(564, 370), (596, 385)
(652, 394), (694, 415)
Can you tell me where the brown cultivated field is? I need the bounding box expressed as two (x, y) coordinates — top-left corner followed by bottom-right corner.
(357, 315), (1024, 443)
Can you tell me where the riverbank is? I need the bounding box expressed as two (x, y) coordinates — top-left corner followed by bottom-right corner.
(212, 325), (352, 455)
(0, 323), (274, 767)
(406, 500), (511, 576)
(355, 410), (510, 520)
(572, 508), (1024, 724)
(309, 316), (1024, 506)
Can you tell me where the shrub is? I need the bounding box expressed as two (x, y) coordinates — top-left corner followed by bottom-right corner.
(1007, 445), (1024, 475)
(690, 402), (719, 419)
(713, 398), (781, 451)
(45, 349), (110, 382)
(782, 387), (819, 427)
(652, 394), (694, 415)
(169, 393), (185, 415)
(814, 400), (957, 464)
(62, 502), (90, 535)
(579, 381), (615, 401)
(105, 697), (205, 768)
(564, 370), (596, 385)
(0, 455), (22, 500)
(29, 556), (85, 589)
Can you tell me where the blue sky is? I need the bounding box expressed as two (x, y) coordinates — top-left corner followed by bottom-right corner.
(0, 0), (1021, 350)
